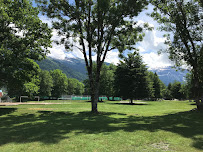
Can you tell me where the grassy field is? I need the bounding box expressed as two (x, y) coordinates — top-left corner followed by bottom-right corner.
(0, 100), (202, 152)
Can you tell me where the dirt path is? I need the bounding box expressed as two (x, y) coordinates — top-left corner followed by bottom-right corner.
(0, 102), (63, 106)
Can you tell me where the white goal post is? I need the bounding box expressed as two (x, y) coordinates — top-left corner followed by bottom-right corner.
(20, 96), (28, 102)
(20, 96), (40, 102)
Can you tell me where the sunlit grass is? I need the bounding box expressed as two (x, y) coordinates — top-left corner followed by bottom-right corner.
(0, 100), (202, 152)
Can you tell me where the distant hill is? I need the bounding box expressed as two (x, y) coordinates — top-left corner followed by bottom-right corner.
(36, 57), (87, 81)
(149, 67), (189, 85)
(37, 57), (189, 85)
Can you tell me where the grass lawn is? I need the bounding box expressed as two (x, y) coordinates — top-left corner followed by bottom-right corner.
(0, 100), (202, 152)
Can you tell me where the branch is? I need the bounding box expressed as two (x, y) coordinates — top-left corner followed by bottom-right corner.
(75, 0), (89, 70)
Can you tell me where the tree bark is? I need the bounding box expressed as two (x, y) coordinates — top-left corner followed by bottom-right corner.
(91, 81), (100, 113)
(90, 66), (101, 113)
(130, 98), (133, 104)
(192, 67), (203, 110)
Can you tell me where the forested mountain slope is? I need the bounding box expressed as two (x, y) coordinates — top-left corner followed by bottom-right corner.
(37, 57), (188, 85)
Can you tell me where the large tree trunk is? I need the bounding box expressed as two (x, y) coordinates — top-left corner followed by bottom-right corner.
(193, 68), (203, 110)
(91, 88), (99, 113)
(130, 98), (133, 104)
(90, 66), (101, 113)
(91, 81), (100, 113)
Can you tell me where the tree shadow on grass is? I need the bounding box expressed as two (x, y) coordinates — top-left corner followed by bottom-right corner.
(0, 109), (202, 150)
(0, 108), (17, 116)
(110, 103), (149, 105)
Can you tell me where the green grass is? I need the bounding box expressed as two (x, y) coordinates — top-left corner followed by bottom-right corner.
(0, 100), (202, 152)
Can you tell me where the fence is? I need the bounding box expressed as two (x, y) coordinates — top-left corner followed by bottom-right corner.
(40, 95), (122, 101)
(58, 95), (122, 101)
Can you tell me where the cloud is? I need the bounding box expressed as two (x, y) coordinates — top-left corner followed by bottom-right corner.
(135, 8), (173, 69)
(142, 52), (173, 69)
(137, 30), (173, 69)
(105, 51), (120, 65)
(39, 5), (173, 69)
(47, 29), (66, 60)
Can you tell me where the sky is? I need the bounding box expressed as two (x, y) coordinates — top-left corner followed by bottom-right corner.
(38, 3), (174, 70)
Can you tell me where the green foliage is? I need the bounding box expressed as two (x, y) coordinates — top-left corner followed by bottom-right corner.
(147, 71), (166, 99)
(67, 78), (84, 95)
(150, 0), (203, 99)
(74, 81), (85, 95)
(170, 81), (183, 100)
(182, 72), (203, 100)
(39, 70), (53, 97)
(115, 52), (150, 102)
(50, 69), (68, 98)
(146, 71), (155, 98)
(0, 0), (52, 95)
(49, 69), (85, 97)
(165, 81), (187, 100)
(84, 63), (116, 98)
(36, 0), (149, 112)
(37, 57), (87, 81)
(153, 73), (162, 98)
(6, 59), (41, 97)
(23, 77), (40, 98)
(100, 64), (116, 99)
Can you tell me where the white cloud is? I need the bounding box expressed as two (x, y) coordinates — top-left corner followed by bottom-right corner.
(48, 44), (66, 60)
(39, 5), (173, 69)
(138, 30), (167, 52)
(47, 29), (66, 60)
(137, 30), (172, 69)
(142, 52), (173, 69)
(105, 51), (120, 65)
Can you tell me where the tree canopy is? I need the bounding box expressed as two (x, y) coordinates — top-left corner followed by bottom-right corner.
(36, 0), (150, 112)
(115, 52), (150, 103)
(0, 0), (52, 95)
(150, 0), (203, 108)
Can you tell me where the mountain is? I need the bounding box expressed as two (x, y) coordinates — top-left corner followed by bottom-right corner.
(36, 57), (87, 81)
(149, 67), (189, 85)
(37, 57), (189, 85)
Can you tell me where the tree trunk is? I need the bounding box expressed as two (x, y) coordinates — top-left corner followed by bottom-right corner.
(193, 68), (203, 110)
(130, 98), (133, 104)
(91, 82), (100, 113)
(90, 67), (101, 113)
(91, 92), (98, 113)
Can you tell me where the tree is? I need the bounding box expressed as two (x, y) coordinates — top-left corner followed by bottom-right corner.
(147, 71), (166, 100)
(0, 0), (52, 95)
(50, 69), (68, 98)
(150, 0), (203, 109)
(84, 63), (116, 100)
(170, 81), (183, 100)
(23, 77), (40, 98)
(39, 70), (53, 97)
(115, 52), (150, 104)
(147, 71), (155, 98)
(74, 81), (85, 95)
(100, 64), (116, 100)
(67, 78), (84, 95)
(5, 59), (41, 98)
(165, 83), (172, 100)
(153, 73), (162, 99)
(36, 0), (149, 112)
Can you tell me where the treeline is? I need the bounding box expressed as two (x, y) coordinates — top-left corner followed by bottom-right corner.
(4, 51), (193, 102)
(7, 69), (84, 99)
(84, 52), (193, 101)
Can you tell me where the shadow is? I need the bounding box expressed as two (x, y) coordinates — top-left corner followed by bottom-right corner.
(85, 100), (105, 103)
(190, 103), (197, 105)
(0, 108), (17, 116)
(0, 109), (202, 150)
(110, 103), (149, 105)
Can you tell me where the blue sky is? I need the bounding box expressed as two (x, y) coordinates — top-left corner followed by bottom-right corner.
(37, 3), (173, 69)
